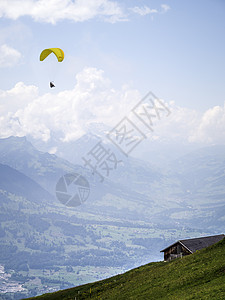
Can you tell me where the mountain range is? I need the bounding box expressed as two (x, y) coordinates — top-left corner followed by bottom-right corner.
(0, 136), (224, 299)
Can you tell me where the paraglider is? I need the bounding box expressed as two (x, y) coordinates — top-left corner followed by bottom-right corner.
(40, 48), (64, 62)
(40, 48), (64, 88)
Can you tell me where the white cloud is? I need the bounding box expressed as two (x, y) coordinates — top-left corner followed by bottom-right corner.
(189, 104), (225, 144)
(130, 6), (158, 16)
(0, 67), (224, 146)
(0, 67), (140, 142)
(0, 1), (171, 24)
(144, 101), (225, 145)
(130, 4), (170, 16)
(161, 4), (170, 13)
(0, 0), (127, 24)
(149, 103), (200, 143)
(0, 44), (21, 67)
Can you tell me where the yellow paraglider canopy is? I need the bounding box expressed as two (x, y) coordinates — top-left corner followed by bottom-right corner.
(40, 48), (64, 62)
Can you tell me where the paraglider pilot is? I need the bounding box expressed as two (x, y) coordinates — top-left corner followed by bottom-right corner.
(50, 81), (55, 88)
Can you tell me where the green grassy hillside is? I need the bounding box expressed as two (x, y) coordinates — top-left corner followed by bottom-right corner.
(26, 238), (225, 300)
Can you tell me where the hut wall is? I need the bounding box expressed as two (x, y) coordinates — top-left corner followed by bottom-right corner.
(164, 243), (191, 261)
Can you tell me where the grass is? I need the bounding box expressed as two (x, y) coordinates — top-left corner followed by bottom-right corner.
(25, 238), (225, 299)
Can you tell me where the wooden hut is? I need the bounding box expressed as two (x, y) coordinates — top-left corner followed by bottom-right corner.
(160, 234), (225, 261)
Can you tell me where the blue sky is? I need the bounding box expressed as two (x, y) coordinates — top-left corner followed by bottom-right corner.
(0, 0), (225, 148)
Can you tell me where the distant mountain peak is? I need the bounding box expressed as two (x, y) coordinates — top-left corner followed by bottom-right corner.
(2, 135), (33, 147)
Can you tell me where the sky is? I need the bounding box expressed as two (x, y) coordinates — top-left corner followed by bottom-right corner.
(0, 0), (225, 149)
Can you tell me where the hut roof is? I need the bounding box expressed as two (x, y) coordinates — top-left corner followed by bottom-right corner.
(160, 234), (225, 254)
